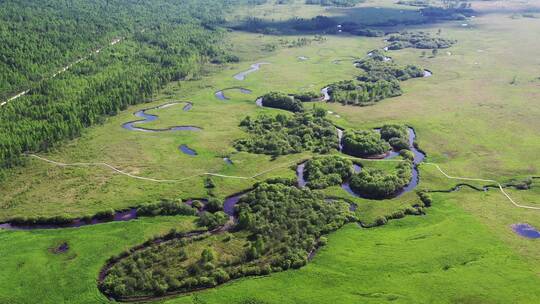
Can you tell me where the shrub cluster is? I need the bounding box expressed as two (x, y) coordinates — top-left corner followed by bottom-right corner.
(349, 161), (413, 199)
(326, 56), (424, 106)
(380, 124), (410, 150)
(305, 0), (363, 7)
(342, 130), (390, 157)
(386, 31), (456, 50)
(137, 200), (197, 217)
(417, 190), (433, 207)
(356, 56), (425, 82)
(260, 92), (304, 112)
(303, 156), (354, 189)
(234, 110), (339, 156)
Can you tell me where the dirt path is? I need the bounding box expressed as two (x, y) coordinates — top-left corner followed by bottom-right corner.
(27, 154), (539, 211)
(1, 37), (123, 108)
(423, 162), (540, 210)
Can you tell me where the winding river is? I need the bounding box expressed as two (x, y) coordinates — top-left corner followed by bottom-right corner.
(215, 87), (252, 100)
(298, 127), (425, 199)
(122, 102), (201, 132)
(233, 63), (269, 81)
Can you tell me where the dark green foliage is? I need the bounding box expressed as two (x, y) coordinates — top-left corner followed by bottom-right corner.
(356, 57), (425, 82)
(421, 5), (474, 21)
(349, 161), (413, 199)
(380, 124), (410, 150)
(304, 156), (353, 189)
(326, 56), (424, 106)
(305, 0), (364, 7)
(352, 29), (385, 37)
(389, 137), (410, 150)
(396, 0), (431, 7)
(0, 0), (239, 170)
(342, 130), (390, 157)
(137, 200), (197, 217)
(204, 177), (216, 189)
(234, 111), (339, 156)
(293, 91), (321, 102)
(380, 124), (408, 141)
(100, 182), (351, 299)
(236, 182), (350, 265)
(94, 209), (115, 220)
(198, 211), (229, 230)
(386, 31), (457, 50)
(260, 92), (304, 112)
(328, 80), (402, 106)
(234, 15), (336, 35)
(417, 190), (433, 207)
(206, 197), (224, 213)
(399, 149), (415, 161)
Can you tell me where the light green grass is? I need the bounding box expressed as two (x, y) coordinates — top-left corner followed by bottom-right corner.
(1, 0), (540, 302)
(0, 216), (198, 304)
(160, 197), (540, 304)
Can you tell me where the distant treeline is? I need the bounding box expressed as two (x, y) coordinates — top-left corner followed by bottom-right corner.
(305, 0), (364, 7)
(0, 0), (244, 170)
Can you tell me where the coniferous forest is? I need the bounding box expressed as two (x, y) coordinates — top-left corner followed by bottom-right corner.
(0, 0), (240, 170)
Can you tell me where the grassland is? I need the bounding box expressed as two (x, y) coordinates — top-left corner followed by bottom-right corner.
(1, 0), (540, 302)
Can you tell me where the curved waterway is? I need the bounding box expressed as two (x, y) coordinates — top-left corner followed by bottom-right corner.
(215, 87), (252, 100)
(298, 127), (426, 199)
(233, 63), (269, 81)
(122, 102), (201, 132)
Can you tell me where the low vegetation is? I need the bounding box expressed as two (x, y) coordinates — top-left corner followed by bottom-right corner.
(234, 110), (339, 156)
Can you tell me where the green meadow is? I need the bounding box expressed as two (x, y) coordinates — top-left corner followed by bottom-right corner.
(1, 0), (539, 302)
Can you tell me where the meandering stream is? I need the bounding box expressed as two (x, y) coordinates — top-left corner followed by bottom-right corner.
(122, 102), (201, 132)
(215, 87), (252, 100)
(233, 63), (269, 81)
(298, 127), (425, 199)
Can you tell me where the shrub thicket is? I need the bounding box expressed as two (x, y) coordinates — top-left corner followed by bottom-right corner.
(260, 92), (304, 112)
(349, 161), (413, 199)
(303, 156), (354, 189)
(386, 31), (456, 50)
(234, 111), (339, 156)
(342, 130), (390, 157)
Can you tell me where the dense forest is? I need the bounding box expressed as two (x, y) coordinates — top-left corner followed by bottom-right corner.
(0, 0), (244, 171)
(100, 182), (351, 299)
(234, 110), (339, 155)
(305, 0), (364, 7)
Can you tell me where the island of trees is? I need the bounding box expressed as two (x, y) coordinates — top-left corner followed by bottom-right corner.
(325, 52), (425, 106)
(234, 110), (339, 155)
